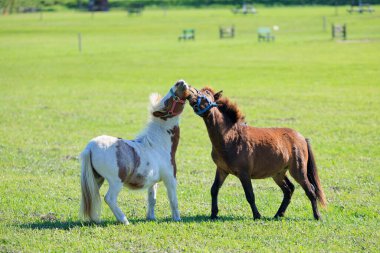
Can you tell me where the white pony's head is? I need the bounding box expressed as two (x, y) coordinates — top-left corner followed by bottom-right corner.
(149, 80), (189, 120)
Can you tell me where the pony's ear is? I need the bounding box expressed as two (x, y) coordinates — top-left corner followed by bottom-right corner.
(214, 90), (223, 101)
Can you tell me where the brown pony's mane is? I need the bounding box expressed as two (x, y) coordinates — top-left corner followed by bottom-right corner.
(201, 87), (245, 124)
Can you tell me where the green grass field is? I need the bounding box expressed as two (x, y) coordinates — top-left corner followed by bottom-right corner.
(1, 6), (379, 252)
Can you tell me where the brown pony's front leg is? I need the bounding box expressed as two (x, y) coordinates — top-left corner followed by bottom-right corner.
(210, 168), (228, 219)
(238, 172), (261, 219)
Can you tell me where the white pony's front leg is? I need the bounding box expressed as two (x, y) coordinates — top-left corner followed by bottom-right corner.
(163, 176), (181, 221)
(146, 183), (158, 220)
(105, 180), (129, 225)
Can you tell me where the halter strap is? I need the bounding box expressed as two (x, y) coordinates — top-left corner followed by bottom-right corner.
(165, 88), (186, 117)
(194, 93), (218, 116)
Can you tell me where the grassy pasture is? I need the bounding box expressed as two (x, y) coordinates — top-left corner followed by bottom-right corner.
(1, 6), (380, 252)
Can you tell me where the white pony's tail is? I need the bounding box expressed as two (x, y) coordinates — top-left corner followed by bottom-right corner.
(80, 147), (102, 222)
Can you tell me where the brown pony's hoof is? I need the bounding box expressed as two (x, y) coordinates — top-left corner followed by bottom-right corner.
(210, 215), (219, 220)
(313, 211), (321, 220)
(274, 213), (284, 219)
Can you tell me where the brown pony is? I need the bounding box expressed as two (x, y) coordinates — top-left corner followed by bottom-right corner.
(187, 86), (327, 220)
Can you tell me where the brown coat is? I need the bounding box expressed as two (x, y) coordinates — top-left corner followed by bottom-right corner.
(187, 86), (326, 220)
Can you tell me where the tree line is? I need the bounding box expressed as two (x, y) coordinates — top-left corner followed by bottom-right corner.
(98, 0), (380, 7)
(1, 0), (379, 14)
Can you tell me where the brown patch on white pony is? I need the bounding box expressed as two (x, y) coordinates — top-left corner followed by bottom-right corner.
(116, 139), (144, 189)
(126, 173), (146, 190)
(152, 110), (169, 120)
(168, 126), (180, 178)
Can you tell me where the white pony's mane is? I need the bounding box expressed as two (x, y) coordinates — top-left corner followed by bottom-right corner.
(135, 92), (177, 146)
(149, 93), (162, 114)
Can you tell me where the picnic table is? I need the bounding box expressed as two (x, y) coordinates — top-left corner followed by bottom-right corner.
(347, 4), (374, 13)
(257, 27), (275, 42)
(178, 29), (195, 41)
(232, 4), (257, 14)
(332, 24), (347, 40)
(219, 26), (235, 39)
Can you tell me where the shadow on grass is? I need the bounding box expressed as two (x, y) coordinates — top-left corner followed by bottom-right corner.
(18, 220), (114, 230)
(180, 215), (313, 223)
(18, 215), (312, 230)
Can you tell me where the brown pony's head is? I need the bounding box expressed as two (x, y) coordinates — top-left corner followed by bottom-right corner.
(187, 86), (222, 117)
(151, 80), (190, 120)
(187, 86), (245, 123)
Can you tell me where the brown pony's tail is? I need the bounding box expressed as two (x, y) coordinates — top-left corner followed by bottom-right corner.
(306, 139), (327, 208)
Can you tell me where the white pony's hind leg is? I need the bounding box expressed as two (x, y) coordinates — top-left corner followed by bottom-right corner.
(163, 176), (181, 221)
(104, 181), (129, 225)
(146, 183), (158, 220)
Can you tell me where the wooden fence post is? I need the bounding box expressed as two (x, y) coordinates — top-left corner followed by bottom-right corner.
(78, 33), (82, 53)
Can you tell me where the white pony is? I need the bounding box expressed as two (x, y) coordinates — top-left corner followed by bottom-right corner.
(80, 80), (189, 225)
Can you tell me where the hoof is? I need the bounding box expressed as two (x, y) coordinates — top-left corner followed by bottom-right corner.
(313, 211), (321, 220)
(210, 215), (219, 220)
(92, 219), (102, 224)
(146, 216), (156, 221)
(274, 213), (284, 219)
(121, 218), (130, 225)
(173, 217), (181, 222)
(254, 214), (261, 220)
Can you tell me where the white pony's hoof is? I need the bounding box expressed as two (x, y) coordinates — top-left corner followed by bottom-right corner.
(121, 218), (130, 225)
(92, 219), (101, 224)
(146, 216), (156, 221)
(173, 217), (181, 222)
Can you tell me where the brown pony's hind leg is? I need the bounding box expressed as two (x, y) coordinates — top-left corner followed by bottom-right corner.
(299, 180), (321, 220)
(273, 173), (295, 218)
(210, 168), (228, 219)
(238, 172), (261, 219)
(289, 158), (321, 220)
